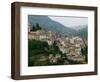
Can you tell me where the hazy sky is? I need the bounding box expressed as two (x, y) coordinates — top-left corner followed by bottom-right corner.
(48, 16), (88, 27)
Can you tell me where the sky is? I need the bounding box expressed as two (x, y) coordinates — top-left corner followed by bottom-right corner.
(48, 16), (88, 27)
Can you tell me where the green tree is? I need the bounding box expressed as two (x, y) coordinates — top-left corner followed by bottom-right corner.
(36, 23), (42, 30)
(81, 46), (88, 62)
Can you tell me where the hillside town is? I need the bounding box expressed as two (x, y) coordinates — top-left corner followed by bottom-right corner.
(28, 23), (88, 65)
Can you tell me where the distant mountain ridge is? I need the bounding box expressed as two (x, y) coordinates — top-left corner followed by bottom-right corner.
(70, 25), (88, 31)
(28, 15), (88, 39)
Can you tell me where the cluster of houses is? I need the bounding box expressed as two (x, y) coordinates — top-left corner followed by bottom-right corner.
(57, 36), (86, 61)
(28, 30), (56, 45)
(28, 25), (87, 64)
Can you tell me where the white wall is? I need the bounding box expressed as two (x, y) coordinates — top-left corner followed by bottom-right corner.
(0, 0), (100, 82)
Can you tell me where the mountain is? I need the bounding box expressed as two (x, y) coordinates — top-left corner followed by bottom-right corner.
(76, 26), (88, 39)
(28, 15), (76, 36)
(71, 25), (88, 31)
(28, 15), (87, 39)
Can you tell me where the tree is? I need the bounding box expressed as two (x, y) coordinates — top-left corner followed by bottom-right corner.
(81, 46), (88, 62)
(36, 23), (39, 28)
(31, 24), (36, 31)
(30, 23), (42, 32)
(81, 46), (88, 55)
